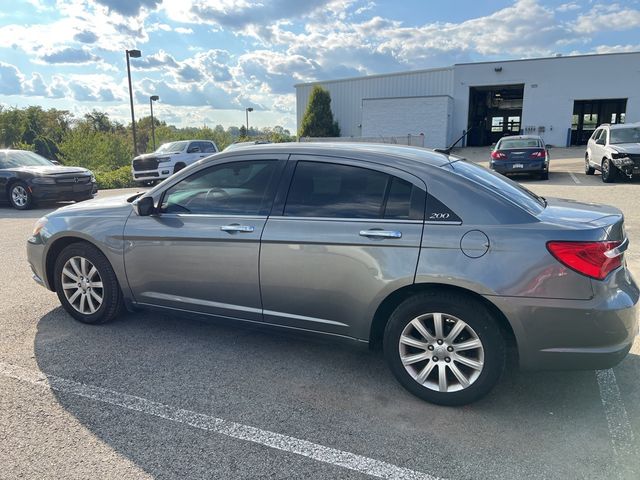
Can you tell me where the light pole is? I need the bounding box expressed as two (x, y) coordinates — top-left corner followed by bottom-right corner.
(245, 107), (253, 136)
(126, 49), (141, 155)
(149, 95), (159, 151)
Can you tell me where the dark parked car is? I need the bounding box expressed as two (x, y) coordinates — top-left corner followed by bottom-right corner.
(490, 135), (549, 179)
(27, 143), (638, 405)
(1, 150), (97, 210)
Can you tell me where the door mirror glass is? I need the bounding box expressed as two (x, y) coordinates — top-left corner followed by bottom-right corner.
(134, 196), (155, 216)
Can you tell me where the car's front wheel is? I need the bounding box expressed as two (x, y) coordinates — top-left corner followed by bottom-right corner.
(383, 291), (505, 406)
(9, 181), (33, 210)
(54, 242), (123, 324)
(601, 158), (618, 183)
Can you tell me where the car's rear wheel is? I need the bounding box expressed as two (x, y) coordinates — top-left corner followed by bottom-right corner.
(54, 242), (123, 324)
(383, 291), (505, 406)
(9, 181), (33, 210)
(174, 163), (186, 174)
(540, 170), (549, 180)
(601, 159), (617, 183)
(585, 154), (595, 175)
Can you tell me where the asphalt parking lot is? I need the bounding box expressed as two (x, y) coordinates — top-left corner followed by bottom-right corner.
(1, 149), (639, 479)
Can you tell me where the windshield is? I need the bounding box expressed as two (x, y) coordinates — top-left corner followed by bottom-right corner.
(609, 127), (640, 145)
(448, 160), (546, 215)
(0, 150), (53, 168)
(156, 141), (188, 153)
(497, 138), (541, 149)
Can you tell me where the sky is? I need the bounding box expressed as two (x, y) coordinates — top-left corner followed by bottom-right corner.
(0, 0), (639, 132)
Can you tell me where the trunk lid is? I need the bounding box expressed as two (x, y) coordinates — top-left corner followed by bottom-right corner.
(538, 197), (625, 240)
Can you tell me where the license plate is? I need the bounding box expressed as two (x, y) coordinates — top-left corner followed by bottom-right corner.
(512, 163), (524, 169)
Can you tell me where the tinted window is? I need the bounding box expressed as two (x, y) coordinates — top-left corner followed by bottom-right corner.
(448, 160), (545, 215)
(284, 161), (423, 220)
(161, 160), (278, 215)
(385, 177), (424, 220)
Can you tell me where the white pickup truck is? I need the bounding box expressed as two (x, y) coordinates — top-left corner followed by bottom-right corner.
(131, 140), (218, 185)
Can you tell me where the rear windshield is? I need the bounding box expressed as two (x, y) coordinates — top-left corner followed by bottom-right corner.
(447, 160), (545, 215)
(497, 138), (541, 149)
(610, 127), (640, 145)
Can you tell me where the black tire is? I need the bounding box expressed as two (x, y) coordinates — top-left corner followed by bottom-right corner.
(54, 242), (123, 324)
(585, 155), (595, 175)
(174, 163), (186, 174)
(383, 291), (506, 406)
(601, 159), (617, 183)
(539, 170), (549, 180)
(8, 181), (33, 210)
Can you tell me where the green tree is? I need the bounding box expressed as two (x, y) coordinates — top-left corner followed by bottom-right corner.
(299, 86), (340, 137)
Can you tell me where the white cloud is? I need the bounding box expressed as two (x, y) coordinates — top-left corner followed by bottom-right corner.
(573, 4), (640, 34)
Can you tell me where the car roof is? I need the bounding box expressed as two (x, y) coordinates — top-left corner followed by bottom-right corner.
(220, 142), (453, 168)
(498, 135), (543, 141)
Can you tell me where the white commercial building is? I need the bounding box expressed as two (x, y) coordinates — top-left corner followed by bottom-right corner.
(295, 52), (640, 149)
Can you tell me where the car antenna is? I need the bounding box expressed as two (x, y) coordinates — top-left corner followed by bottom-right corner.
(434, 127), (474, 164)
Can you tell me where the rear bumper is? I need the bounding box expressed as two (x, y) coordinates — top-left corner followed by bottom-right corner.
(488, 268), (639, 370)
(30, 183), (97, 202)
(491, 161), (547, 174)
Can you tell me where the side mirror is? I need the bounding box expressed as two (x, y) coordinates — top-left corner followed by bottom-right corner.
(134, 196), (155, 216)
(51, 160), (61, 165)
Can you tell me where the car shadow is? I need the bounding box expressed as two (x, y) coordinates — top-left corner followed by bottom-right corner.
(32, 307), (640, 478)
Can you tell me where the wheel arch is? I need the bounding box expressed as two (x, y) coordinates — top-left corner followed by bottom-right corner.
(44, 235), (107, 291)
(369, 283), (518, 360)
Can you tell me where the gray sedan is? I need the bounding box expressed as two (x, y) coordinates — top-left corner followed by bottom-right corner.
(26, 143), (639, 405)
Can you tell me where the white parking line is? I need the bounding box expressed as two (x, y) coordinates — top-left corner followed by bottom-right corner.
(0, 361), (440, 480)
(569, 172), (581, 184)
(595, 369), (636, 479)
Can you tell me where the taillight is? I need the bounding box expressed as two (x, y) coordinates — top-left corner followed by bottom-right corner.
(530, 150), (546, 158)
(546, 241), (623, 280)
(491, 151), (506, 160)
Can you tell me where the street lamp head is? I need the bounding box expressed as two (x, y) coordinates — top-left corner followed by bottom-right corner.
(150, 95), (159, 101)
(246, 107), (254, 112)
(127, 49), (142, 58)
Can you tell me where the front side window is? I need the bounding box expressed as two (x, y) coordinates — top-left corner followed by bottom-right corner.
(284, 161), (424, 220)
(160, 160), (279, 215)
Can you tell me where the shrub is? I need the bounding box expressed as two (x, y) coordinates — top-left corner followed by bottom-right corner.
(95, 166), (136, 190)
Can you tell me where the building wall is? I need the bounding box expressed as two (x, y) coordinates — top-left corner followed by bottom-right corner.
(361, 96), (452, 148)
(295, 52), (640, 148)
(452, 52), (640, 147)
(296, 67), (454, 138)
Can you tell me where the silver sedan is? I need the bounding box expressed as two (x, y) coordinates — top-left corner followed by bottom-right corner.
(27, 143), (639, 405)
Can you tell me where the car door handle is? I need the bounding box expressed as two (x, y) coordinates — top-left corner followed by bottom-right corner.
(221, 225), (255, 233)
(359, 230), (402, 239)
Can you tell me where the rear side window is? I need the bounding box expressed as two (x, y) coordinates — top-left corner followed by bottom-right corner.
(448, 160), (545, 215)
(284, 161), (424, 220)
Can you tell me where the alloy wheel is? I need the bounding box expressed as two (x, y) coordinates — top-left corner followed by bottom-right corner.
(61, 256), (104, 315)
(11, 185), (28, 207)
(398, 312), (484, 393)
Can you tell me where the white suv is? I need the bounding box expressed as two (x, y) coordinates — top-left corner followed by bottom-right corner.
(585, 123), (640, 183)
(132, 140), (218, 185)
